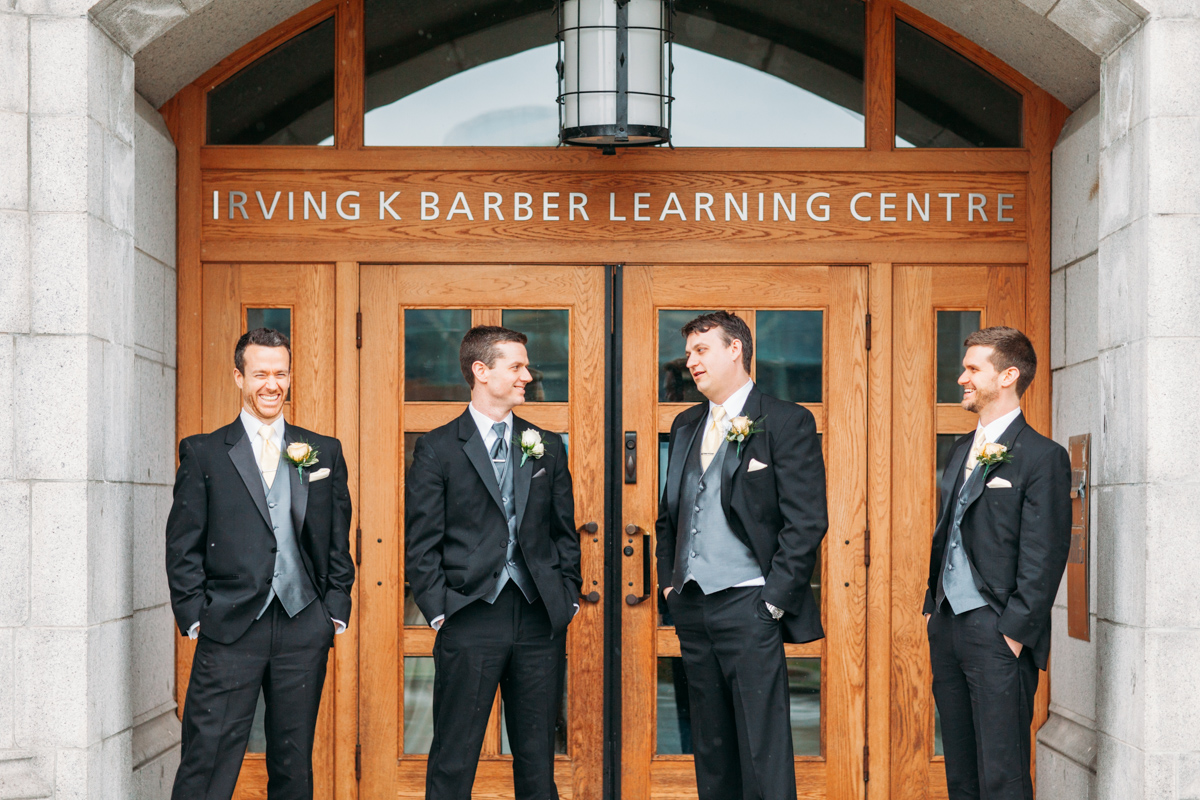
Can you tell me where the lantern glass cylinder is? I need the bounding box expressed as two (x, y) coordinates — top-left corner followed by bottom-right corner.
(559, 0), (671, 146)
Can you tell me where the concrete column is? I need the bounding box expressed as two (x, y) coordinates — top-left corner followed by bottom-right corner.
(0, 3), (177, 798)
(1092, 5), (1200, 798)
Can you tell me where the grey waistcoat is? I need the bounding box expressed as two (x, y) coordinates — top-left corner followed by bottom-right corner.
(482, 437), (538, 604)
(257, 451), (317, 619)
(937, 463), (988, 615)
(672, 432), (762, 594)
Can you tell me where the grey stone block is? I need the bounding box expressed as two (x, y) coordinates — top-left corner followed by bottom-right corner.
(1096, 484), (1146, 626)
(134, 250), (165, 354)
(1098, 119), (1148, 240)
(0, 628), (12, 749)
(1051, 269), (1066, 370)
(94, 0), (189, 56)
(1064, 254), (1099, 365)
(0, 335), (11, 478)
(1049, 0), (1142, 55)
(132, 484), (169, 610)
(1036, 714), (1097, 799)
(14, 335), (88, 480)
(1053, 358), (1099, 448)
(1049, 605), (1098, 723)
(88, 481), (133, 624)
(85, 217), (135, 346)
(1145, 338), (1200, 482)
(29, 16), (87, 115)
(1097, 217), (1147, 350)
(1144, 630), (1200, 752)
(1099, 340), (1148, 486)
(30, 212), (88, 335)
(0, 111), (29, 212)
(1095, 620), (1146, 749)
(135, 357), (175, 485)
(131, 742), (179, 800)
(1145, 215), (1200, 338)
(87, 618), (132, 742)
(30, 113), (87, 213)
(29, 481), (89, 626)
(1101, 28), (1145, 152)
(133, 106), (176, 269)
(1144, 17), (1200, 119)
(163, 272), (176, 368)
(0, 481), (30, 625)
(1147, 116), (1200, 215)
(99, 728), (134, 800)
(105, 129), (135, 235)
(0, 211), (29, 335)
(0, 13), (28, 114)
(1052, 94), (1100, 271)
(131, 605), (174, 719)
(1143, 481), (1200, 628)
(100, 342), (135, 482)
(15, 626), (88, 747)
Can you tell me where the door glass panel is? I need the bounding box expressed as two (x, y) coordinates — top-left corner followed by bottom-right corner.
(659, 310), (716, 403)
(248, 689), (267, 753)
(405, 309), (471, 401)
(755, 311), (823, 403)
(403, 431), (428, 625)
(502, 309), (569, 402)
(936, 311), (981, 403)
(207, 17), (335, 145)
(656, 657), (692, 754)
(788, 658), (822, 756)
(404, 657), (437, 753)
(500, 662), (569, 755)
(895, 19), (1023, 148)
(246, 307), (292, 340)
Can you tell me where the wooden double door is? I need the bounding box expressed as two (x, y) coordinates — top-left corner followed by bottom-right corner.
(191, 260), (1031, 800)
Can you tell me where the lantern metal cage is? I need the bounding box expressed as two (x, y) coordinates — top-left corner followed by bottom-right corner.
(556, 0), (674, 150)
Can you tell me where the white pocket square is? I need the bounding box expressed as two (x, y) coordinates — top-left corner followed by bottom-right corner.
(532, 467), (547, 478)
(308, 468), (331, 482)
(747, 458), (769, 472)
(986, 477), (1012, 488)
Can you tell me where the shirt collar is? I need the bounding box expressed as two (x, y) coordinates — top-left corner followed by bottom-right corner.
(468, 403), (513, 441)
(978, 406), (1021, 443)
(240, 408), (285, 443)
(710, 379), (755, 422)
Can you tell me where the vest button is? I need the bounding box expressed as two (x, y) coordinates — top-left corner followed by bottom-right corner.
(269, 502), (276, 508)
(690, 551), (697, 558)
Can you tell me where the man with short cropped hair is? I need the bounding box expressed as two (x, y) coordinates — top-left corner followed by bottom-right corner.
(924, 326), (1072, 800)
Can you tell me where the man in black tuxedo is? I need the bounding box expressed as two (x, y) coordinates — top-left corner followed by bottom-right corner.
(406, 325), (581, 800)
(166, 328), (354, 800)
(924, 326), (1071, 800)
(656, 311), (828, 800)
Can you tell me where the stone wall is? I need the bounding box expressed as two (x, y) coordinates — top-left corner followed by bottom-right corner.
(0, 4), (177, 798)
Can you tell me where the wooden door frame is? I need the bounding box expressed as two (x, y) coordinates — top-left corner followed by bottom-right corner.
(162, 0), (1069, 797)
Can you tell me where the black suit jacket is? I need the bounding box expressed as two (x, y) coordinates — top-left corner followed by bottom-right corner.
(165, 419), (355, 644)
(923, 413), (1072, 670)
(405, 409), (582, 638)
(656, 386), (829, 644)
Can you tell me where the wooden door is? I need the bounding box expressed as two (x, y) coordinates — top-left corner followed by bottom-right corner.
(357, 264), (607, 800)
(188, 261), (342, 799)
(620, 265), (869, 800)
(888, 264), (1035, 800)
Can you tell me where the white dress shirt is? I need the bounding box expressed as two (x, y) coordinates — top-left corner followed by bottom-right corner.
(703, 380), (766, 589)
(978, 405), (1022, 446)
(189, 410), (346, 639)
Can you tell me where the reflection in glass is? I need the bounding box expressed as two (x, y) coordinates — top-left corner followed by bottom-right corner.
(404, 657), (436, 753)
(895, 20), (1022, 148)
(364, 0), (865, 147)
(501, 660), (568, 755)
(659, 310), (715, 403)
(248, 690), (267, 752)
(246, 308), (292, 341)
(656, 657), (693, 754)
(404, 431), (428, 626)
(502, 309), (569, 402)
(936, 432), (964, 510)
(405, 309), (471, 401)
(756, 311), (823, 403)
(788, 658), (821, 756)
(936, 311), (981, 403)
(207, 18), (335, 145)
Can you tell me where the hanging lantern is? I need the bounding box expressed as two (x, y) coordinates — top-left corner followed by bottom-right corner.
(557, 0), (673, 150)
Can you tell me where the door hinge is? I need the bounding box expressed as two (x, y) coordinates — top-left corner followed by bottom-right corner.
(864, 525), (871, 568)
(865, 313), (872, 351)
(356, 311), (362, 349)
(355, 742), (362, 781)
(355, 527), (362, 566)
(863, 744), (870, 782)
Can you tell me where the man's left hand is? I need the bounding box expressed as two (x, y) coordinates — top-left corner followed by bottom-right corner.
(1003, 634), (1023, 658)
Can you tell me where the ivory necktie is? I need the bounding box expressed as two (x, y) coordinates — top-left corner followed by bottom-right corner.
(700, 406), (727, 472)
(259, 425), (279, 488)
(963, 427), (987, 477)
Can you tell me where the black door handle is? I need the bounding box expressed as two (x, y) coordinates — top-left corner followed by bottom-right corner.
(624, 432), (637, 484)
(624, 523), (652, 605)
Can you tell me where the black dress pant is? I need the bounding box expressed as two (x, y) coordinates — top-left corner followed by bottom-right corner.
(667, 582), (796, 800)
(928, 604), (1039, 800)
(172, 598), (334, 800)
(427, 583), (566, 800)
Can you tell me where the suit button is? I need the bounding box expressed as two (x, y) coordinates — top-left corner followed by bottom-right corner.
(271, 548), (278, 553)
(267, 578), (273, 584)
(500, 541), (507, 548)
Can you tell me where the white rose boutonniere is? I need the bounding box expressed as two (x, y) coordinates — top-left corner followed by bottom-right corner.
(725, 415), (766, 457)
(519, 428), (546, 467)
(975, 442), (1012, 478)
(284, 441), (319, 479)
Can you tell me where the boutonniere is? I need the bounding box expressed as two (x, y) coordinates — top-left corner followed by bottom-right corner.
(976, 442), (1012, 477)
(284, 441), (319, 479)
(725, 415), (766, 457)
(518, 429), (546, 467)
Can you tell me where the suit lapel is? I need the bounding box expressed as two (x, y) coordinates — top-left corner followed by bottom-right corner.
(458, 410), (505, 515)
(961, 412), (1027, 517)
(283, 424), (309, 536)
(666, 405), (706, 524)
(721, 386), (761, 516)
(226, 421), (272, 530)
(940, 437), (973, 521)
(513, 417), (533, 532)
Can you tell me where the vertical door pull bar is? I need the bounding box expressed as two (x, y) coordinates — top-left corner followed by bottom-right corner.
(624, 524), (652, 605)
